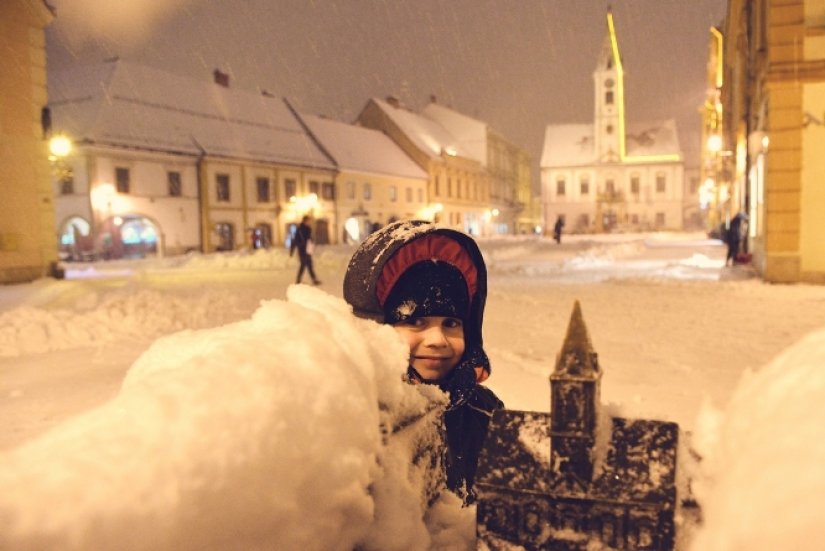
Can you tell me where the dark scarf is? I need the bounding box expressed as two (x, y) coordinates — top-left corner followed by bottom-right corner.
(406, 350), (502, 503)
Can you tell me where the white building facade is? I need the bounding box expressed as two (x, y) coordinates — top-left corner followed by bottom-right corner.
(48, 62), (335, 259)
(541, 12), (685, 234)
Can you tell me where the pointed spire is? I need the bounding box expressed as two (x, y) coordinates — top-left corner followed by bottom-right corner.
(554, 301), (600, 377)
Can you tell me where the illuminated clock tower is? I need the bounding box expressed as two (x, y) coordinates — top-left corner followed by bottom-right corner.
(593, 11), (625, 163)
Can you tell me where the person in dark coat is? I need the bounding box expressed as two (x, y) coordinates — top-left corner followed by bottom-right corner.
(290, 215), (321, 285)
(726, 211), (748, 266)
(553, 216), (565, 244)
(343, 219), (503, 504)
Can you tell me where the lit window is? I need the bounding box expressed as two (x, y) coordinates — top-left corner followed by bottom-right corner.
(214, 222), (234, 251)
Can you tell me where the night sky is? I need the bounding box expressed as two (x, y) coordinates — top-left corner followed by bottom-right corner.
(46, 0), (727, 187)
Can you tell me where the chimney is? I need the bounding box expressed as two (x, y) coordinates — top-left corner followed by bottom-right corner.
(385, 95), (400, 108)
(213, 69), (230, 88)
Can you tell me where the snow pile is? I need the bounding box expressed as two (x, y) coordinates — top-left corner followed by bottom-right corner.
(177, 247), (293, 271)
(0, 289), (246, 358)
(0, 286), (451, 551)
(63, 246), (350, 278)
(690, 326), (825, 550)
(0, 246), (358, 358)
(564, 240), (646, 271)
(677, 253), (722, 269)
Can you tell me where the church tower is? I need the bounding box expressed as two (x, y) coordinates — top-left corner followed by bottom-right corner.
(593, 10), (626, 163)
(549, 301), (603, 484)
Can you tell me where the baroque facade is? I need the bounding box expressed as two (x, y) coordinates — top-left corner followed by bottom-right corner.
(541, 12), (685, 234)
(716, 0), (825, 283)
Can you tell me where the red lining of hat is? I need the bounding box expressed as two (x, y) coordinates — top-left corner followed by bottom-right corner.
(376, 234), (478, 308)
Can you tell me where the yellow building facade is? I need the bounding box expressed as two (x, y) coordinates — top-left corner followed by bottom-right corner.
(720, 0), (825, 283)
(0, 0), (57, 283)
(357, 98), (493, 235)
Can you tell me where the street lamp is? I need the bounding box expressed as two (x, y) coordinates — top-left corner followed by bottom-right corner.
(420, 203), (443, 222)
(48, 135), (72, 159)
(706, 134), (723, 154)
(289, 192), (319, 214)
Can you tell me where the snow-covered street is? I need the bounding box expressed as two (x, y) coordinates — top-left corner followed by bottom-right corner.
(2, 232), (825, 550)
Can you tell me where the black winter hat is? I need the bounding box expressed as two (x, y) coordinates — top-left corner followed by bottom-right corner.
(382, 260), (470, 324)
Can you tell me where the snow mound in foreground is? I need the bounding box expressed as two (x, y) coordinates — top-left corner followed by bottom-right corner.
(690, 326), (825, 550)
(0, 286), (446, 551)
(0, 289), (246, 358)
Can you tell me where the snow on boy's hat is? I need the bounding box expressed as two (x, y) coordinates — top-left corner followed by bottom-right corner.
(376, 233), (478, 324)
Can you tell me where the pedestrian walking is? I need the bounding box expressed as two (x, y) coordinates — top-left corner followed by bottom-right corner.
(290, 215), (321, 285)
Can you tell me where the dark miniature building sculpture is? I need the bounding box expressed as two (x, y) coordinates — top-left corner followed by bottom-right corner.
(475, 301), (679, 550)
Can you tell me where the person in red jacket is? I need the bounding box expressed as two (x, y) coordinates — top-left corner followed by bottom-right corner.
(343, 219), (503, 503)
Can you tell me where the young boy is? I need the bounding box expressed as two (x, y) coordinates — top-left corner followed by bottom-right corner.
(343, 219), (503, 502)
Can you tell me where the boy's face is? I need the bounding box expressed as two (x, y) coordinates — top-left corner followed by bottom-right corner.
(392, 316), (465, 381)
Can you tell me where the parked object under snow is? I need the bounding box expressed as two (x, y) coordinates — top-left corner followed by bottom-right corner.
(475, 301), (679, 550)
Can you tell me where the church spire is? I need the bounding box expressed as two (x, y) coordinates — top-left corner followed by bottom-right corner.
(554, 300), (600, 378)
(592, 10), (626, 162)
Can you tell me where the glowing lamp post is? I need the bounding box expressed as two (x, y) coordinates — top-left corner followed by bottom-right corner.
(706, 134), (723, 154)
(288, 193), (319, 218)
(48, 135), (72, 159)
(420, 202), (443, 222)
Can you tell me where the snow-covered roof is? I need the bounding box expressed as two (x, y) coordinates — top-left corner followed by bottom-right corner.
(47, 61), (335, 169)
(420, 102), (487, 165)
(300, 114), (426, 180)
(541, 120), (682, 168)
(625, 119), (681, 158)
(369, 98), (473, 160)
(541, 123), (595, 167)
